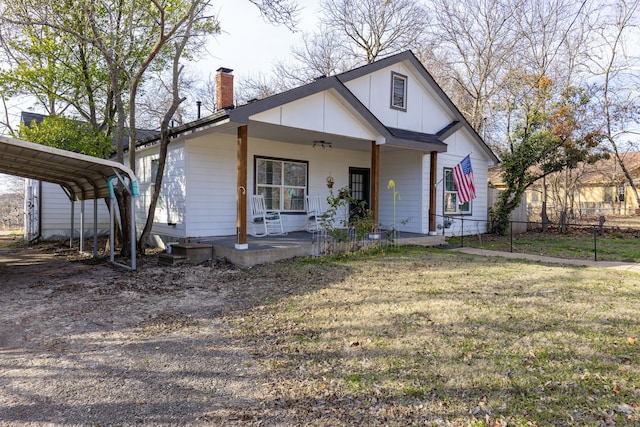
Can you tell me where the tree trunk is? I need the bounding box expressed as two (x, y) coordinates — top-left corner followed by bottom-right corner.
(541, 175), (548, 232)
(115, 186), (131, 258)
(138, 38), (189, 254)
(138, 128), (170, 254)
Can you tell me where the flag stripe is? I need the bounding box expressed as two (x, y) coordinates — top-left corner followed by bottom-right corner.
(452, 155), (476, 204)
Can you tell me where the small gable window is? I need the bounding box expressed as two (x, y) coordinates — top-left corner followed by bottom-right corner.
(390, 72), (407, 111)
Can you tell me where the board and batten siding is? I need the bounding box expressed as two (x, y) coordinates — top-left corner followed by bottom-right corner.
(251, 91), (379, 141)
(343, 63), (452, 135)
(379, 149), (427, 233)
(435, 129), (491, 236)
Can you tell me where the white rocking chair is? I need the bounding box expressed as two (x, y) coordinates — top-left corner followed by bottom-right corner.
(249, 194), (285, 237)
(306, 195), (327, 232)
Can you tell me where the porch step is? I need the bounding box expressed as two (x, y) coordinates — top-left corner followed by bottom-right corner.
(159, 242), (213, 265)
(158, 253), (188, 266)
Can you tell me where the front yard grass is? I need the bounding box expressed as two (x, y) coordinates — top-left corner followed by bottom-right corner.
(226, 246), (640, 426)
(447, 229), (640, 263)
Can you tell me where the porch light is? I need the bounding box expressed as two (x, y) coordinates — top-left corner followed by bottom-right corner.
(313, 140), (332, 149)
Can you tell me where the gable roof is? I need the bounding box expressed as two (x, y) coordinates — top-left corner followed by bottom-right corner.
(579, 152), (640, 184)
(488, 152), (640, 188)
(336, 50), (497, 161)
(21, 112), (159, 148)
(139, 50), (498, 162)
(227, 70), (447, 152)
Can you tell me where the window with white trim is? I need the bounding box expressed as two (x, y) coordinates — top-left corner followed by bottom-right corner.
(391, 72), (407, 111)
(255, 157), (307, 212)
(444, 168), (471, 214)
(150, 158), (164, 210)
(603, 186), (614, 203)
(617, 184), (625, 202)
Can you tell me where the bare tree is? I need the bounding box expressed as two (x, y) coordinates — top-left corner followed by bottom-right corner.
(0, 173), (24, 230)
(137, 69), (200, 129)
(514, 0), (591, 84)
(234, 27), (350, 105)
(235, 72), (284, 106)
(237, 0), (428, 103)
(585, 0), (640, 211)
(319, 0), (429, 65)
(138, 27), (192, 252)
(249, 0), (300, 30)
(427, 0), (523, 133)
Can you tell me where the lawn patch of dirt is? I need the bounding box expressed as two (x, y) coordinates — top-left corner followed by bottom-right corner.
(0, 239), (273, 426)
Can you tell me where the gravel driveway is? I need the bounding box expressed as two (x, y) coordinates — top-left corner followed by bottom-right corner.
(0, 240), (267, 426)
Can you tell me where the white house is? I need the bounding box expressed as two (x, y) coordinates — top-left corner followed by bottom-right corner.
(134, 50), (498, 248)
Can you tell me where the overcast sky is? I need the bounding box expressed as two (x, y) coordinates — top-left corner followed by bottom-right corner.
(201, 0), (320, 78)
(0, 2), (321, 189)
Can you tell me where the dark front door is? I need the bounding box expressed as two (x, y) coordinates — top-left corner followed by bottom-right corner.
(349, 167), (370, 218)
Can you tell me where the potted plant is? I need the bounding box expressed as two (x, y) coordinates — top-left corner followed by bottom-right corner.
(352, 209), (378, 240)
(326, 175), (335, 188)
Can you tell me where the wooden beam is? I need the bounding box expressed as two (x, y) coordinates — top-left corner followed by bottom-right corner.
(236, 125), (248, 248)
(371, 141), (380, 222)
(429, 151), (438, 232)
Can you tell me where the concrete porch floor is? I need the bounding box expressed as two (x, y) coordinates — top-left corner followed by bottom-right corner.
(190, 231), (446, 268)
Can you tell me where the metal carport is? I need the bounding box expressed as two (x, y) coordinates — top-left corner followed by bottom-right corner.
(0, 135), (139, 270)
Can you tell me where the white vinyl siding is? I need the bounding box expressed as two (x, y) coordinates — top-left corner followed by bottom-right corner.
(38, 182), (110, 239)
(185, 135), (236, 237)
(436, 133), (490, 237)
(379, 150), (425, 233)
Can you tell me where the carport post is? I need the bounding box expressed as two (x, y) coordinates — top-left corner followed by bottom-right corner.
(93, 198), (98, 257)
(130, 193), (136, 271)
(80, 199), (85, 253)
(70, 200), (74, 249)
(109, 188), (115, 265)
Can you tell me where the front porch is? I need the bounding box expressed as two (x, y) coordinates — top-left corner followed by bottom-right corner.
(183, 231), (445, 268)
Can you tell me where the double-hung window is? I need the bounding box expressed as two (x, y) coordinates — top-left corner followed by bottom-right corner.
(390, 72), (407, 111)
(444, 168), (471, 214)
(617, 184), (625, 202)
(150, 158), (164, 210)
(255, 157), (307, 212)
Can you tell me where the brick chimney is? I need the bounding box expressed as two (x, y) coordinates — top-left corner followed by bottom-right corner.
(215, 67), (234, 110)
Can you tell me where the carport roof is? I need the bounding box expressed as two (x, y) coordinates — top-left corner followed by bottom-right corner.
(0, 135), (137, 200)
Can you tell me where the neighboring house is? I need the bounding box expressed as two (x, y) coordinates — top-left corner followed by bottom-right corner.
(134, 50), (498, 247)
(489, 152), (640, 225)
(571, 152), (640, 217)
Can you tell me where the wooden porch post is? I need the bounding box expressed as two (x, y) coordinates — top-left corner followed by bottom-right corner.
(429, 151), (438, 233)
(371, 141), (380, 222)
(236, 125), (248, 249)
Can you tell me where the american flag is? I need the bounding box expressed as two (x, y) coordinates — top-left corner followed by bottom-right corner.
(452, 155), (476, 204)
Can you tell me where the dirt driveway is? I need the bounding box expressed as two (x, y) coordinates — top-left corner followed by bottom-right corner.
(0, 238), (270, 426)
